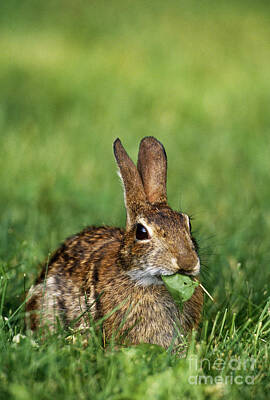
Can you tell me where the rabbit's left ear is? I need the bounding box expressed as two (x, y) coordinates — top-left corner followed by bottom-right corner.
(113, 138), (147, 229)
(137, 137), (168, 205)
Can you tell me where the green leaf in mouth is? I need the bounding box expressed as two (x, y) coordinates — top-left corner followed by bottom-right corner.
(161, 274), (199, 308)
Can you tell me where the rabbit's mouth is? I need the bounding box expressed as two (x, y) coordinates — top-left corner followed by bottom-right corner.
(159, 269), (197, 280)
(127, 261), (200, 286)
(127, 266), (173, 286)
(177, 269), (199, 277)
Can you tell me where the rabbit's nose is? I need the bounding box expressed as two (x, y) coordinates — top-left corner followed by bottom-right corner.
(173, 255), (200, 276)
(191, 259), (201, 275)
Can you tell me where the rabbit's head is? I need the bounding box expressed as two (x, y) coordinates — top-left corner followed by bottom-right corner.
(114, 137), (200, 286)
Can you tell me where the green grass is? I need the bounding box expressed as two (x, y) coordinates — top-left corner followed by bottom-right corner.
(1, 0), (270, 398)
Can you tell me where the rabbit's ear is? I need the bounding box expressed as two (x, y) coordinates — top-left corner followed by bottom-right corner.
(137, 136), (168, 205)
(113, 139), (147, 229)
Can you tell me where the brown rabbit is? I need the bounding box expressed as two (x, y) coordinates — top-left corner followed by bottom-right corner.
(26, 137), (203, 348)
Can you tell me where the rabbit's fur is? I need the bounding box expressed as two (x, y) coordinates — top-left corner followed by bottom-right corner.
(26, 137), (203, 348)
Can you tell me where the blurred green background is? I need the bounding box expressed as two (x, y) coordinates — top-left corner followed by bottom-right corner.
(0, 0), (270, 398)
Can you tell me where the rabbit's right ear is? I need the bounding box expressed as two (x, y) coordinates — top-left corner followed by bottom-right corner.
(137, 137), (168, 205)
(113, 139), (147, 229)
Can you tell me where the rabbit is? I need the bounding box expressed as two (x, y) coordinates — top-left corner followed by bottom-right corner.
(26, 136), (203, 348)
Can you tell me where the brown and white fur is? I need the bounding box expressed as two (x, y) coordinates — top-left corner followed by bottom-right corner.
(26, 137), (203, 348)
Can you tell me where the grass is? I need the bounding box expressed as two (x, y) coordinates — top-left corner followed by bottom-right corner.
(0, 0), (270, 398)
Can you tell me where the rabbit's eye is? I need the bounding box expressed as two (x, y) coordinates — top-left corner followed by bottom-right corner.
(136, 223), (150, 240)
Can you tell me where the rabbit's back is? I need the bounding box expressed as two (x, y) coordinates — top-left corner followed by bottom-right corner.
(26, 226), (124, 330)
